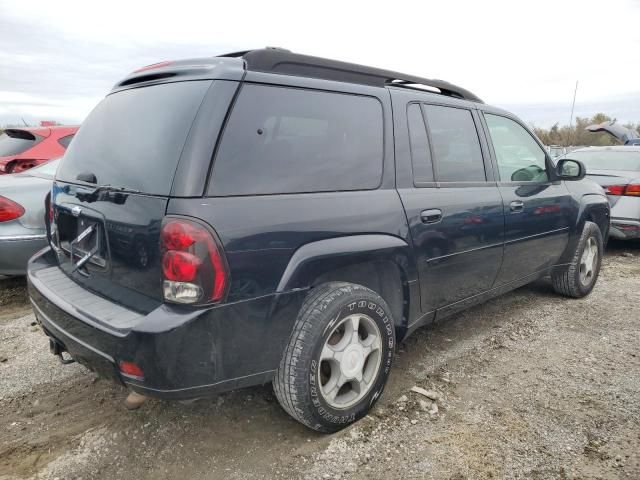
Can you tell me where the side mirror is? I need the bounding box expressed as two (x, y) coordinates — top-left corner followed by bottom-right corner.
(556, 159), (586, 181)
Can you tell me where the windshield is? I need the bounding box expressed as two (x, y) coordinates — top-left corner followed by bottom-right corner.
(0, 130), (38, 156)
(57, 80), (212, 195)
(29, 158), (61, 176)
(567, 150), (640, 171)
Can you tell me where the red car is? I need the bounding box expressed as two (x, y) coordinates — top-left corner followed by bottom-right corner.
(0, 125), (79, 174)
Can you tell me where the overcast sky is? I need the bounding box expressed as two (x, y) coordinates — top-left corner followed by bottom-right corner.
(1, 0), (639, 128)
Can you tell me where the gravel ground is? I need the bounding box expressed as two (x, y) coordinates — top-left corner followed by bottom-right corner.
(0, 241), (638, 480)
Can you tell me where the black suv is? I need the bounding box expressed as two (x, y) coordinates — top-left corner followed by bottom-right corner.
(28, 48), (610, 432)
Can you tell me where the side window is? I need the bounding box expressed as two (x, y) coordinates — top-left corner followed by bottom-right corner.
(209, 84), (383, 196)
(422, 105), (486, 182)
(57, 134), (74, 149)
(484, 114), (549, 182)
(407, 103), (434, 183)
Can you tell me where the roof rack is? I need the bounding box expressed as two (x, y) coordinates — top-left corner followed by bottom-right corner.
(218, 48), (482, 103)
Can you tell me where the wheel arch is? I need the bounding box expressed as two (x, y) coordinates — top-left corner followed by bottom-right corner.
(558, 194), (610, 265)
(580, 196), (610, 243)
(276, 234), (418, 334)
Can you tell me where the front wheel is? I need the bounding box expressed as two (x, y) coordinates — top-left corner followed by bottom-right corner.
(552, 221), (603, 298)
(273, 282), (395, 432)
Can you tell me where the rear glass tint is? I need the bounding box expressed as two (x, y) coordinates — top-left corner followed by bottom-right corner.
(57, 80), (211, 194)
(0, 130), (38, 156)
(423, 105), (486, 182)
(57, 134), (74, 149)
(407, 103), (434, 183)
(208, 84), (383, 196)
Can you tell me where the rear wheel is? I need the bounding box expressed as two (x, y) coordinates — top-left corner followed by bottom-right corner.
(552, 221), (603, 298)
(273, 282), (395, 432)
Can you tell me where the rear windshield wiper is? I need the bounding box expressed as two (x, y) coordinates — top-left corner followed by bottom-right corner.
(87, 184), (142, 195)
(70, 180), (142, 203)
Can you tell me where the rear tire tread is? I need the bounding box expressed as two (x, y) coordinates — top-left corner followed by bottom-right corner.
(273, 282), (393, 432)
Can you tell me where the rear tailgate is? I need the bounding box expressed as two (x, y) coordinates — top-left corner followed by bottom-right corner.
(50, 80), (215, 313)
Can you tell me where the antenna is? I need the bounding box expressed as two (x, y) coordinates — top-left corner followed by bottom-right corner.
(567, 80), (578, 146)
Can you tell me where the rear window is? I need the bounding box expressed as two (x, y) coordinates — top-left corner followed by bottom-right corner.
(407, 103), (434, 183)
(57, 134), (74, 149)
(0, 130), (39, 157)
(208, 84), (383, 196)
(57, 80), (211, 194)
(422, 105), (486, 182)
(566, 150), (640, 171)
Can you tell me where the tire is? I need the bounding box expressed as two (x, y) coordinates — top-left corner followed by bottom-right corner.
(552, 221), (603, 298)
(273, 282), (395, 433)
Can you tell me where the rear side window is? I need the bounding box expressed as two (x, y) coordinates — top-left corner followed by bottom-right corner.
(208, 84), (383, 196)
(407, 103), (434, 183)
(0, 130), (39, 156)
(57, 80), (211, 194)
(423, 105), (486, 182)
(57, 134), (74, 149)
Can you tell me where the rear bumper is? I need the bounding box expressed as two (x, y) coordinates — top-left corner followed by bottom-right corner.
(0, 234), (47, 275)
(610, 218), (640, 240)
(28, 248), (306, 399)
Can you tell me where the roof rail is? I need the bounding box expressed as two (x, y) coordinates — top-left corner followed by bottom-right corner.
(217, 48), (482, 103)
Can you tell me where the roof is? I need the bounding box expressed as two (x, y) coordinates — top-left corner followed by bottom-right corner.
(116, 48), (482, 103)
(225, 48), (483, 103)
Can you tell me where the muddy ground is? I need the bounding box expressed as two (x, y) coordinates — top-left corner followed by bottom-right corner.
(1, 241), (639, 480)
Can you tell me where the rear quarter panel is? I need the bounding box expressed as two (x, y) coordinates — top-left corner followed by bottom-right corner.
(166, 190), (411, 301)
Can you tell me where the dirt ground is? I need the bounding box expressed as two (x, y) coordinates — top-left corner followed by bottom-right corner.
(1, 241), (639, 480)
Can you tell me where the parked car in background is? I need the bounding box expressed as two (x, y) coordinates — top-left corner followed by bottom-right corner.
(0, 158), (59, 276)
(0, 125), (77, 174)
(547, 145), (567, 158)
(586, 120), (640, 146)
(559, 146), (640, 240)
(28, 48), (609, 433)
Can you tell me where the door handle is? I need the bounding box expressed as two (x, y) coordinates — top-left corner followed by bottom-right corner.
(510, 200), (524, 213)
(420, 209), (442, 224)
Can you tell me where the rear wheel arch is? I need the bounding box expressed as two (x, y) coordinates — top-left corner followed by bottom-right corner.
(276, 235), (416, 332)
(559, 195), (610, 264)
(582, 203), (610, 243)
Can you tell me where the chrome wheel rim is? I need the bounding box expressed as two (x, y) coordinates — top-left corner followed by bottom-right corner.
(318, 313), (383, 409)
(579, 237), (598, 286)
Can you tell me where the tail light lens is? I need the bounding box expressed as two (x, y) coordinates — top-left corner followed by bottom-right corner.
(118, 361), (144, 380)
(605, 184), (640, 196)
(160, 217), (229, 305)
(0, 196), (25, 222)
(625, 184), (640, 196)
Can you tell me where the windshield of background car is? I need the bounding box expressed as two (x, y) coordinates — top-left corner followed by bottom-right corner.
(0, 130), (38, 156)
(567, 150), (640, 171)
(57, 80), (212, 194)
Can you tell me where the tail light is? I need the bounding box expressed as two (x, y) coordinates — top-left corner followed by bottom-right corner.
(160, 217), (229, 305)
(8, 160), (38, 174)
(605, 184), (640, 197)
(0, 196), (25, 222)
(118, 361), (144, 380)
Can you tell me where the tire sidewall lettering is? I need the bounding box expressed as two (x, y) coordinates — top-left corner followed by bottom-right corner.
(308, 293), (395, 426)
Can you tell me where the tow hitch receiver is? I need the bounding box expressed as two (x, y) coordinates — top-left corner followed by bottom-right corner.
(49, 338), (76, 365)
